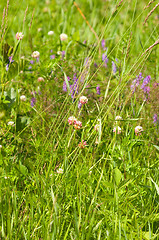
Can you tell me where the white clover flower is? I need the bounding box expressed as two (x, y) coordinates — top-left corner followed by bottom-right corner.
(48, 31), (54, 36)
(0, 145), (2, 149)
(113, 126), (121, 134)
(16, 32), (24, 40)
(79, 96), (88, 104)
(60, 33), (68, 41)
(38, 28), (42, 32)
(135, 126), (143, 135)
(115, 116), (122, 121)
(32, 51), (40, 58)
(20, 95), (27, 101)
(57, 168), (64, 174)
(7, 121), (15, 126)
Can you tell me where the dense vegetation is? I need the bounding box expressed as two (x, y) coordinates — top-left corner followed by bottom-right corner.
(0, 0), (159, 239)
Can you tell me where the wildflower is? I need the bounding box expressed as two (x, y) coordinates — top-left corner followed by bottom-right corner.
(135, 126), (143, 135)
(32, 51), (40, 58)
(131, 72), (143, 93)
(79, 96), (88, 105)
(115, 116), (122, 121)
(31, 97), (36, 107)
(96, 85), (100, 95)
(60, 33), (68, 41)
(68, 116), (77, 125)
(37, 77), (44, 82)
(16, 32), (24, 40)
(94, 124), (99, 131)
(38, 28), (42, 32)
(6, 56), (14, 71)
(102, 53), (108, 63)
(7, 121), (15, 126)
(48, 31), (54, 35)
(101, 39), (106, 50)
(78, 140), (87, 149)
(30, 60), (34, 64)
(141, 75), (151, 95)
(74, 120), (82, 129)
(50, 54), (55, 59)
(113, 126), (121, 134)
(57, 168), (64, 174)
(112, 61), (117, 74)
(153, 114), (158, 124)
(0, 145), (2, 149)
(20, 95), (27, 101)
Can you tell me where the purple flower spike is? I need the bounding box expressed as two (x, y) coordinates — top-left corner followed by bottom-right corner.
(31, 97), (36, 107)
(30, 60), (34, 64)
(131, 72), (143, 93)
(112, 61), (117, 74)
(78, 102), (82, 109)
(153, 114), (158, 124)
(96, 85), (101, 95)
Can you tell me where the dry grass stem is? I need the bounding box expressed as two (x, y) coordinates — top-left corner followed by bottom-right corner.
(144, 3), (159, 24)
(142, 39), (159, 56)
(144, 0), (156, 10)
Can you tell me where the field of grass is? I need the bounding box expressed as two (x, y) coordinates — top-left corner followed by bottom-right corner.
(0, 0), (159, 239)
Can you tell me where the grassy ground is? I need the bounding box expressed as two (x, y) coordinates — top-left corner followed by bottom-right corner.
(0, 0), (159, 239)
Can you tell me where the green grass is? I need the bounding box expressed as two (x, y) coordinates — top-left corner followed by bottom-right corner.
(0, 0), (159, 239)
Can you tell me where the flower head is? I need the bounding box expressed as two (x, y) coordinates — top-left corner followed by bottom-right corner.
(79, 96), (88, 105)
(113, 126), (121, 134)
(32, 51), (40, 58)
(94, 124), (100, 132)
(60, 33), (68, 41)
(153, 114), (158, 124)
(16, 32), (24, 40)
(20, 95), (27, 101)
(74, 120), (82, 130)
(68, 116), (77, 125)
(96, 85), (101, 95)
(57, 168), (64, 174)
(48, 31), (54, 35)
(78, 140), (87, 149)
(7, 121), (15, 126)
(135, 126), (143, 135)
(115, 116), (122, 121)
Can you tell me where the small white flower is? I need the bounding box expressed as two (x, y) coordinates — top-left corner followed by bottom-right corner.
(79, 96), (88, 104)
(135, 126), (143, 135)
(7, 121), (15, 126)
(0, 145), (2, 149)
(60, 33), (68, 41)
(115, 116), (122, 121)
(38, 28), (42, 32)
(32, 51), (40, 58)
(48, 31), (54, 36)
(20, 95), (27, 101)
(57, 168), (64, 174)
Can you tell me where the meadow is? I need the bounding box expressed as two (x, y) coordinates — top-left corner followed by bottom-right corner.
(0, 0), (159, 239)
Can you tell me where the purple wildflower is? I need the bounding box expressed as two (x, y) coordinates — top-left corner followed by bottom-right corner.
(63, 76), (70, 92)
(70, 74), (79, 99)
(96, 85), (101, 95)
(94, 62), (98, 68)
(131, 72), (143, 93)
(36, 57), (39, 63)
(31, 97), (36, 107)
(112, 61), (117, 74)
(141, 75), (151, 90)
(6, 64), (9, 71)
(101, 39), (105, 50)
(102, 53), (108, 67)
(6, 56), (14, 71)
(28, 66), (32, 70)
(30, 60), (34, 64)
(50, 54), (55, 59)
(153, 114), (158, 124)
(61, 51), (65, 59)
